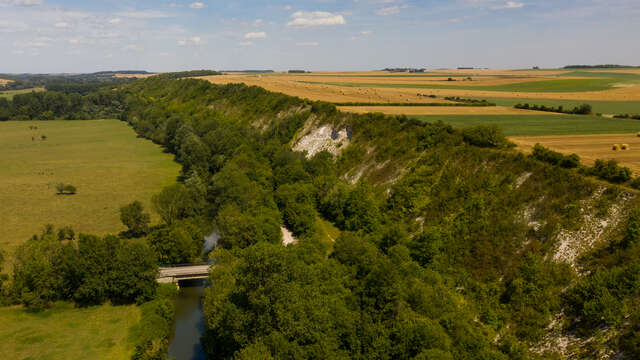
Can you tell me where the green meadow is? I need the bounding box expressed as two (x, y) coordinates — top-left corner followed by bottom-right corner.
(413, 114), (640, 137)
(0, 120), (180, 257)
(0, 303), (140, 360)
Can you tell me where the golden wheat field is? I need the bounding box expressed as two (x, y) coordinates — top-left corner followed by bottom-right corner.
(201, 69), (640, 103)
(337, 105), (553, 115)
(512, 133), (640, 174)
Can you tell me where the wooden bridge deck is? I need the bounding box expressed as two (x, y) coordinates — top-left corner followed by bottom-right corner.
(157, 264), (210, 284)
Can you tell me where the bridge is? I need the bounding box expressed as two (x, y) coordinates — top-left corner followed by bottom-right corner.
(157, 263), (210, 287)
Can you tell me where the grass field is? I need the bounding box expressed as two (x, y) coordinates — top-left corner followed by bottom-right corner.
(0, 88), (45, 99)
(310, 78), (625, 93)
(0, 120), (180, 258)
(513, 133), (640, 174)
(412, 114), (640, 136)
(486, 98), (640, 115)
(0, 302), (140, 360)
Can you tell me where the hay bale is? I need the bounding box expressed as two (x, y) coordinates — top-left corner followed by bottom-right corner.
(612, 144), (620, 151)
(636, 132), (640, 137)
(622, 144), (630, 150)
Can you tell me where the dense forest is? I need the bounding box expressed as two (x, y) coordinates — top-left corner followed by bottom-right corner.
(1, 75), (639, 359)
(118, 77), (639, 359)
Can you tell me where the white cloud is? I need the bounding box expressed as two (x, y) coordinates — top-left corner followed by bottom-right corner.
(244, 31), (266, 39)
(376, 5), (408, 16)
(116, 10), (172, 19)
(491, 1), (524, 10)
(287, 11), (346, 27)
(108, 18), (121, 25)
(178, 36), (202, 46)
(124, 44), (142, 51)
(239, 41), (253, 46)
(360, 30), (372, 35)
(296, 41), (319, 46)
(54, 22), (70, 28)
(168, 3), (183, 8)
(188, 2), (205, 9)
(3, 0), (43, 6)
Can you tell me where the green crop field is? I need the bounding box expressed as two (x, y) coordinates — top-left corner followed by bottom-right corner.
(0, 88), (45, 100)
(307, 78), (629, 92)
(413, 114), (640, 136)
(485, 98), (640, 114)
(0, 302), (140, 360)
(0, 120), (180, 257)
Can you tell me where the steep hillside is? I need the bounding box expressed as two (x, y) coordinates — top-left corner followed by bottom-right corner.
(120, 76), (640, 359)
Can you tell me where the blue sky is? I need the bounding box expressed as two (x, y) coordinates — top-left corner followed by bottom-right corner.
(1, 0), (639, 73)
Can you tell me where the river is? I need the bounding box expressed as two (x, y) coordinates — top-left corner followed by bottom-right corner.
(167, 279), (207, 360)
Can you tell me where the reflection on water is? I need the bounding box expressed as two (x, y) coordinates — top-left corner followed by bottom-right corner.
(167, 280), (207, 360)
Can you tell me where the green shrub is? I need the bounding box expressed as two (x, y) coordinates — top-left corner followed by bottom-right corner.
(462, 125), (513, 149)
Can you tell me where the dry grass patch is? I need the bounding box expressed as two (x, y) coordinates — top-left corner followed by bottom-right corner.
(512, 133), (640, 174)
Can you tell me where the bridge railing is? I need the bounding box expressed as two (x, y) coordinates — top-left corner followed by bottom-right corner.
(158, 261), (210, 268)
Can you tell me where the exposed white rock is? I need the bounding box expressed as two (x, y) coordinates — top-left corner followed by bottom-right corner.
(281, 226), (297, 246)
(553, 188), (633, 267)
(293, 124), (351, 158)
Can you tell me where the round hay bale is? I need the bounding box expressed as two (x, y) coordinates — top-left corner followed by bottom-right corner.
(622, 144), (630, 150)
(612, 144), (620, 151)
(636, 132), (640, 137)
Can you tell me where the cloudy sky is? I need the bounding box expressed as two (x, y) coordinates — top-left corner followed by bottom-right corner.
(1, 0), (639, 73)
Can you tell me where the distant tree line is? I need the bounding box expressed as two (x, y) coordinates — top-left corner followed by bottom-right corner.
(444, 96), (496, 106)
(158, 70), (221, 79)
(0, 72), (138, 92)
(515, 102), (593, 115)
(0, 89), (125, 120)
(564, 64), (639, 69)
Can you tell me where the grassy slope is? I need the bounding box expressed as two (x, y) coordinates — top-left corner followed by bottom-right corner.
(308, 78), (625, 92)
(0, 303), (140, 360)
(0, 88), (45, 99)
(486, 98), (640, 114)
(412, 114), (640, 136)
(0, 120), (180, 257)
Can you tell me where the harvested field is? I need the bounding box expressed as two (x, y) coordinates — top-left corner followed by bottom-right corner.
(338, 105), (549, 115)
(200, 74), (458, 103)
(0, 78), (11, 86)
(512, 133), (640, 174)
(310, 78), (628, 93)
(201, 70), (640, 103)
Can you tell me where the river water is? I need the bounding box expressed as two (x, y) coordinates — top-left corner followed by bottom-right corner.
(167, 280), (207, 360)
